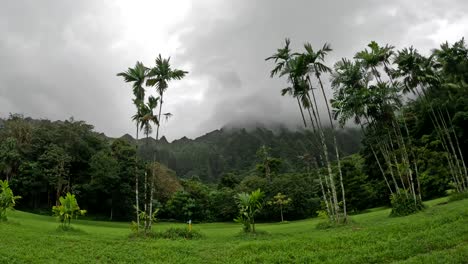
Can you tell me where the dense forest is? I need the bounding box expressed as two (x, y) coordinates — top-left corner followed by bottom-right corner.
(134, 125), (362, 182)
(0, 116), (361, 221)
(1, 38), (467, 227)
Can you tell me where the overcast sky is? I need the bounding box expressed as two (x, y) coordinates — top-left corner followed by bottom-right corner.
(1, 0), (467, 140)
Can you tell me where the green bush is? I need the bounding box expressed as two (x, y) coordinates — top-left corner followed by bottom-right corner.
(52, 193), (86, 227)
(130, 227), (203, 240)
(390, 190), (424, 217)
(448, 191), (468, 202)
(0, 180), (21, 221)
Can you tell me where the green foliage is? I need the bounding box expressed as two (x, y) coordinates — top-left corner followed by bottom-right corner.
(267, 192), (292, 222)
(143, 227), (203, 240)
(52, 193), (86, 227)
(448, 191), (468, 202)
(234, 189), (264, 233)
(390, 191), (424, 217)
(340, 155), (379, 212)
(0, 180), (21, 221)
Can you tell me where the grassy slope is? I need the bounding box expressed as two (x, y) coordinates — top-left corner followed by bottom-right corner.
(0, 198), (467, 264)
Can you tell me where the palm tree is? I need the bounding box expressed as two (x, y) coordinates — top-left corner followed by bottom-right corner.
(136, 96), (160, 232)
(145, 55), (187, 231)
(302, 42), (347, 221)
(267, 39), (346, 223)
(117, 61), (148, 232)
(395, 42), (468, 192)
(146, 54), (188, 142)
(266, 38), (308, 128)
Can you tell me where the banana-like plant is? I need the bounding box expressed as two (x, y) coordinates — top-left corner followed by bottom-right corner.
(234, 189), (264, 233)
(52, 192), (86, 228)
(0, 180), (21, 221)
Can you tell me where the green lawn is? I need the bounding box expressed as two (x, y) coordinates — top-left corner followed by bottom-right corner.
(1, 197), (467, 263)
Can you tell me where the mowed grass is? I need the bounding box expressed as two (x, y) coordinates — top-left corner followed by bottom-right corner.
(1, 198), (467, 263)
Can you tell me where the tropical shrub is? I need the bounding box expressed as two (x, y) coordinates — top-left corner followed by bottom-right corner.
(0, 180), (21, 221)
(153, 227), (202, 240)
(448, 191), (468, 202)
(52, 192), (86, 228)
(234, 189), (264, 233)
(390, 190), (424, 217)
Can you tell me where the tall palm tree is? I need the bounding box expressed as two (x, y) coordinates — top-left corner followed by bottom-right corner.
(117, 61), (148, 232)
(267, 39), (346, 223)
(136, 96), (160, 232)
(145, 55), (187, 231)
(146, 55), (188, 142)
(302, 42), (347, 221)
(396, 43), (468, 192)
(266, 39), (308, 128)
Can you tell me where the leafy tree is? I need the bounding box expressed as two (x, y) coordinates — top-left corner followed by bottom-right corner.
(52, 192), (86, 228)
(89, 150), (119, 220)
(0, 138), (21, 181)
(256, 145), (282, 183)
(267, 192), (292, 222)
(234, 189), (264, 233)
(0, 180), (21, 221)
(39, 144), (72, 205)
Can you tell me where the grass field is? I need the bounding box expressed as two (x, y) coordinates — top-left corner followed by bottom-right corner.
(1, 197), (467, 263)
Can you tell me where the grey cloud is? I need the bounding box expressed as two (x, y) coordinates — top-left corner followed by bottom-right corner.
(1, 0), (467, 141)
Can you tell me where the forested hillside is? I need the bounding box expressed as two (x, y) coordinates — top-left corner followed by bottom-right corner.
(133, 125), (362, 182)
(0, 115), (361, 220)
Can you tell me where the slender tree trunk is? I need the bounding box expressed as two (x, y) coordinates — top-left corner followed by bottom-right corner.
(144, 170), (147, 232)
(401, 113), (422, 200)
(135, 123), (140, 231)
(297, 97), (308, 128)
(417, 88), (466, 191)
(149, 171), (154, 229)
(110, 198), (113, 221)
(306, 105), (317, 133)
(149, 92), (164, 231)
(360, 122), (393, 194)
(319, 175), (332, 221)
(307, 79), (340, 222)
(316, 75), (347, 221)
(444, 108), (468, 189)
(280, 205), (284, 222)
(380, 143), (400, 193)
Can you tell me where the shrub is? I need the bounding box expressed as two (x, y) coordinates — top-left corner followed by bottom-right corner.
(52, 193), (86, 228)
(0, 180), (21, 221)
(234, 189), (264, 233)
(390, 190), (424, 217)
(448, 191), (468, 202)
(130, 227), (203, 240)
